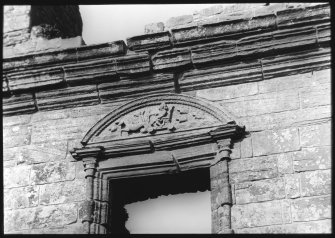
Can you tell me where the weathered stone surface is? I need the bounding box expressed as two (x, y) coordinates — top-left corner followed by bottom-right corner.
(127, 31), (172, 52)
(5, 186), (39, 209)
(3, 124), (32, 149)
(229, 155), (278, 183)
(277, 4), (330, 29)
(284, 173), (300, 198)
(277, 153), (293, 174)
(235, 219), (331, 233)
(39, 179), (85, 205)
(166, 15), (193, 29)
(31, 115), (100, 143)
(252, 128), (300, 156)
(300, 170), (330, 197)
(7, 66), (64, 92)
(64, 58), (118, 85)
(281, 199), (292, 224)
(194, 5), (223, 18)
(238, 105), (331, 131)
(115, 53), (151, 75)
(230, 142), (240, 159)
(190, 39), (236, 66)
(3, 165), (31, 188)
(293, 146), (330, 172)
(144, 22), (165, 34)
(180, 61), (262, 91)
(231, 200), (282, 229)
(197, 81), (258, 101)
(3, 113), (32, 126)
(317, 23), (331, 45)
(3, 93), (36, 117)
(35, 85), (100, 111)
(98, 73), (175, 103)
(76, 41), (126, 61)
(221, 90), (300, 117)
(240, 136), (253, 158)
(30, 161), (75, 185)
(262, 48), (331, 80)
(152, 47), (191, 71)
(299, 122), (330, 147)
(291, 196), (331, 222)
(300, 83), (330, 108)
(234, 178), (285, 204)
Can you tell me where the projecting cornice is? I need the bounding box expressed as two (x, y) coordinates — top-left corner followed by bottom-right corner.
(2, 3), (330, 117)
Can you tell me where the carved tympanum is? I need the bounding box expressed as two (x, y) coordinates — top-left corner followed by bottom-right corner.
(105, 102), (213, 138)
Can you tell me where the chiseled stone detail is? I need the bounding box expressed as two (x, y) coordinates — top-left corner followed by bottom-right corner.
(39, 179), (86, 205)
(299, 122), (331, 147)
(300, 170), (331, 197)
(234, 178), (285, 204)
(30, 161), (76, 185)
(252, 127), (300, 156)
(291, 196), (331, 222)
(231, 200), (283, 229)
(293, 146), (330, 172)
(284, 173), (300, 199)
(4, 165), (31, 188)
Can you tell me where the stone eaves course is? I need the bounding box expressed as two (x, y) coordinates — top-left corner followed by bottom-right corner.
(2, 3), (331, 116)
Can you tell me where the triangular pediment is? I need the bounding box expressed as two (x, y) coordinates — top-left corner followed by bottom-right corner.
(82, 93), (240, 145)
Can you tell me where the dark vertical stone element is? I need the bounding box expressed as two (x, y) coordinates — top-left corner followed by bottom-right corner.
(3, 93), (37, 116)
(35, 85), (100, 111)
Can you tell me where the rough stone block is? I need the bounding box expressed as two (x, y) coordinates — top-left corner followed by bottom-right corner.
(7, 66), (64, 92)
(127, 31), (172, 52)
(3, 123), (32, 148)
(240, 136), (253, 158)
(166, 15), (193, 29)
(35, 85), (100, 111)
(300, 170), (331, 197)
(221, 90), (300, 117)
(30, 161), (76, 185)
(235, 178), (285, 204)
(300, 83), (330, 108)
(115, 53), (151, 75)
(194, 5), (223, 18)
(229, 155), (278, 183)
(3, 113), (32, 127)
(180, 61), (262, 92)
(293, 146), (330, 172)
(231, 200), (282, 229)
(5, 186), (39, 209)
(39, 179), (85, 205)
(277, 153), (293, 174)
(235, 219), (331, 233)
(299, 122), (330, 147)
(252, 128), (300, 156)
(284, 173), (300, 198)
(152, 47), (191, 71)
(144, 22), (165, 34)
(64, 58), (118, 86)
(76, 41), (126, 61)
(291, 196), (331, 222)
(281, 199), (292, 224)
(4, 165), (31, 188)
(196, 81), (258, 101)
(238, 105), (331, 132)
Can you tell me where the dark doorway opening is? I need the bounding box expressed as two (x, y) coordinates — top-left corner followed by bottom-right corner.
(108, 168), (211, 234)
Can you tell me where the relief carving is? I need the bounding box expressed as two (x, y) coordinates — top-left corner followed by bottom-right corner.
(108, 102), (211, 136)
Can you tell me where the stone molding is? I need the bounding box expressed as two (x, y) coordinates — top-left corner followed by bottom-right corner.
(70, 94), (244, 234)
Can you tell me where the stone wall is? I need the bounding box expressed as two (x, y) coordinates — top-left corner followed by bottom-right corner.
(3, 5), (83, 58)
(3, 3), (331, 234)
